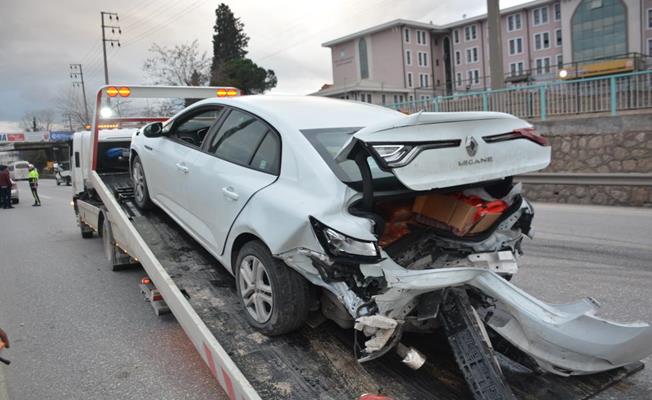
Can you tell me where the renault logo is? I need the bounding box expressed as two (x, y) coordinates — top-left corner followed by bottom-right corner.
(465, 136), (478, 157)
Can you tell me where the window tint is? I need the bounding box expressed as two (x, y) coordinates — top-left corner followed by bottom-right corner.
(171, 108), (222, 147)
(250, 132), (280, 174)
(208, 110), (269, 166)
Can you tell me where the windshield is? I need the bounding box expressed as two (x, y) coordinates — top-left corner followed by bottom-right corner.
(301, 127), (400, 189)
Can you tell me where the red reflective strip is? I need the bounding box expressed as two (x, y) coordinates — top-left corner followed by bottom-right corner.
(203, 342), (218, 378)
(222, 368), (237, 400)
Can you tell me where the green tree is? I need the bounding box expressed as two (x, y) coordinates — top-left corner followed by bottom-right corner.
(221, 59), (277, 94)
(210, 3), (249, 85)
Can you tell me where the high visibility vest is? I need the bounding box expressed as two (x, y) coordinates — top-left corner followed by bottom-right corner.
(28, 169), (39, 183)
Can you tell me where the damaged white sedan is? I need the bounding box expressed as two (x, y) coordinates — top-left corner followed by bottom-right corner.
(130, 95), (652, 379)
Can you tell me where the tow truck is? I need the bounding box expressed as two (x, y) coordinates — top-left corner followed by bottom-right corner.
(71, 85), (645, 400)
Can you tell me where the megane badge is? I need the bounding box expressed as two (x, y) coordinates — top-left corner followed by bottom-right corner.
(465, 136), (478, 157)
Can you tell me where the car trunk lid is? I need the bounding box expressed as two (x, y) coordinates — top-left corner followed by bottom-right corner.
(337, 111), (551, 191)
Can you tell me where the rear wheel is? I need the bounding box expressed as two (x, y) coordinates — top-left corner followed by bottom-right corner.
(132, 155), (153, 210)
(101, 217), (131, 271)
(235, 241), (312, 336)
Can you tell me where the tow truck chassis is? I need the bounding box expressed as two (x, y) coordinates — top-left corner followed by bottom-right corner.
(93, 171), (643, 400)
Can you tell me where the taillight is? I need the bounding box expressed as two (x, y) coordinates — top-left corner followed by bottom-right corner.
(483, 128), (549, 146)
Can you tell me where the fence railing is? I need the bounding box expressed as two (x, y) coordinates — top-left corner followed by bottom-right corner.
(387, 70), (652, 120)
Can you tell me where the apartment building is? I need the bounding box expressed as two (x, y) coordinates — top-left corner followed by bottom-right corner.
(315, 0), (652, 104)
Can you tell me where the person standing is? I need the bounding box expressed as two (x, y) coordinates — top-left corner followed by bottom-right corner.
(28, 164), (41, 207)
(0, 164), (13, 209)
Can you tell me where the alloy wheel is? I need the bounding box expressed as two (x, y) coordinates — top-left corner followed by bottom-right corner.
(239, 255), (273, 323)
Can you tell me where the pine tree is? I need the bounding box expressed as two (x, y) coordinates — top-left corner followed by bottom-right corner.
(210, 3), (249, 85)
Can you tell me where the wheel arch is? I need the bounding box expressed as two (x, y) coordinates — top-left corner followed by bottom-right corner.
(230, 232), (267, 275)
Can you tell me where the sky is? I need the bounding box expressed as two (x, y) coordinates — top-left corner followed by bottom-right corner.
(0, 0), (528, 131)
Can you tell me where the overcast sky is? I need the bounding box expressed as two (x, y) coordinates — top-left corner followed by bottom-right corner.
(0, 0), (528, 130)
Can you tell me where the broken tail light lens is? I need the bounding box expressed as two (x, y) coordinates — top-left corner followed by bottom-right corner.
(483, 128), (549, 146)
(310, 217), (380, 261)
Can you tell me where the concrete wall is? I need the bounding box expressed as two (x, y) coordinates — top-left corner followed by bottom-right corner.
(522, 113), (652, 207)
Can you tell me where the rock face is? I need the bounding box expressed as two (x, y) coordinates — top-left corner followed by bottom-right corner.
(521, 113), (652, 207)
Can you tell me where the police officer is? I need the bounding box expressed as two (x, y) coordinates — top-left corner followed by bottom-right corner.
(28, 164), (41, 206)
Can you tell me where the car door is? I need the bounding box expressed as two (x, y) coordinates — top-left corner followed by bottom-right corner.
(145, 107), (223, 223)
(184, 108), (280, 257)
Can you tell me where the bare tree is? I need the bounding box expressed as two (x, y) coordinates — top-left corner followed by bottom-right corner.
(21, 109), (55, 131)
(54, 87), (89, 129)
(143, 40), (211, 86)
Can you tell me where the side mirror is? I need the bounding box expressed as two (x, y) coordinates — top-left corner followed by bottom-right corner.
(143, 122), (164, 138)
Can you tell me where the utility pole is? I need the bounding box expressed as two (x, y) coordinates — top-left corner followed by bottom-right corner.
(487, 0), (505, 89)
(100, 11), (121, 85)
(70, 64), (90, 124)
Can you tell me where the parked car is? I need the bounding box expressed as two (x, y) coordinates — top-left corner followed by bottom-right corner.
(8, 161), (30, 181)
(129, 95), (652, 375)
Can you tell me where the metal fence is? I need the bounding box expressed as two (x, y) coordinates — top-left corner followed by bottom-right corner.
(388, 70), (652, 120)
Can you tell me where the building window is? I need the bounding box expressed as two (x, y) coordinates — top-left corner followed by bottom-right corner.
(453, 29), (460, 44)
(536, 57), (551, 74)
(393, 95), (398, 104)
(507, 14), (522, 31)
(534, 32), (550, 50)
(417, 51), (429, 67)
(381, 94), (386, 105)
(509, 62), (524, 76)
(648, 38), (652, 56)
(455, 50), (461, 65)
(404, 28), (410, 43)
(509, 38), (523, 55)
(533, 6), (549, 26)
(359, 38), (369, 79)
(648, 9), (652, 29)
(466, 47), (479, 63)
(419, 73), (430, 88)
(555, 29), (562, 47)
(416, 30), (428, 45)
(467, 69), (479, 85)
(407, 72), (413, 88)
(557, 54), (563, 69)
(367, 94), (372, 103)
(571, 0), (627, 62)
(464, 24), (477, 41)
(405, 49), (412, 66)
(554, 3), (561, 21)
(456, 72), (462, 87)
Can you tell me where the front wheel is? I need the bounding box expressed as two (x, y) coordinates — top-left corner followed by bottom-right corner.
(131, 155), (153, 210)
(235, 241), (312, 336)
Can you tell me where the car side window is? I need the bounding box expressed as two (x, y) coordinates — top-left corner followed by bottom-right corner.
(250, 132), (280, 174)
(207, 109), (275, 169)
(169, 108), (222, 148)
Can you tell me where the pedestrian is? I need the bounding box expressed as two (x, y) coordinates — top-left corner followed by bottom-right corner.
(0, 327), (10, 365)
(0, 164), (13, 209)
(28, 164), (41, 207)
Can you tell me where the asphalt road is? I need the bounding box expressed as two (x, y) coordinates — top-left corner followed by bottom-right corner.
(0, 179), (651, 399)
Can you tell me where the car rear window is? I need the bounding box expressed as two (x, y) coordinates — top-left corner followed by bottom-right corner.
(301, 128), (399, 189)
(15, 163), (28, 169)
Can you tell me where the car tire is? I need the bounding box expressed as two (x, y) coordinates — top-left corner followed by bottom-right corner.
(132, 155), (153, 210)
(235, 241), (312, 336)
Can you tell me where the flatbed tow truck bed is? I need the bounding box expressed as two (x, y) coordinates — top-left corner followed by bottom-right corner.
(97, 170), (642, 400)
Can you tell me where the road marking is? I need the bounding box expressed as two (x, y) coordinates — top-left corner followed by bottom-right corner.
(0, 364), (10, 400)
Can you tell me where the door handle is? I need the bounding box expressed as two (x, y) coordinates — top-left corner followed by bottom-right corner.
(222, 186), (239, 201)
(144, 145), (153, 151)
(175, 162), (189, 174)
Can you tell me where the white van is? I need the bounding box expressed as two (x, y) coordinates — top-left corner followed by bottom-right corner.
(8, 161), (30, 181)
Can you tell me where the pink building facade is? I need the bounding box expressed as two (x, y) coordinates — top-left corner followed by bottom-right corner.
(315, 0), (652, 104)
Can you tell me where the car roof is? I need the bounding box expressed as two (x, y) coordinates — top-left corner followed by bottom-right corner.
(203, 95), (403, 131)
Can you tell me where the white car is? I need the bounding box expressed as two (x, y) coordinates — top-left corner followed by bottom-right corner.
(10, 181), (19, 204)
(130, 95), (652, 375)
(8, 161), (30, 181)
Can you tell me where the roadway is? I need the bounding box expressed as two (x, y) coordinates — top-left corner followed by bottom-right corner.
(0, 179), (650, 399)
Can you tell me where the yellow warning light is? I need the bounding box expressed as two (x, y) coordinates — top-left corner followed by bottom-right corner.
(216, 89), (227, 97)
(118, 87), (131, 97)
(106, 86), (119, 97)
(226, 89), (239, 96)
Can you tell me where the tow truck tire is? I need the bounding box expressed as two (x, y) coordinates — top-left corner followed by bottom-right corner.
(81, 225), (94, 238)
(235, 241), (311, 336)
(101, 218), (130, 271)
(132, 155), (153, 210)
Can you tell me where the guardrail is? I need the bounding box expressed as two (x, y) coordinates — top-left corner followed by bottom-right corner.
(515, 173), (652, 186)
(388, 69), (652, 121)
